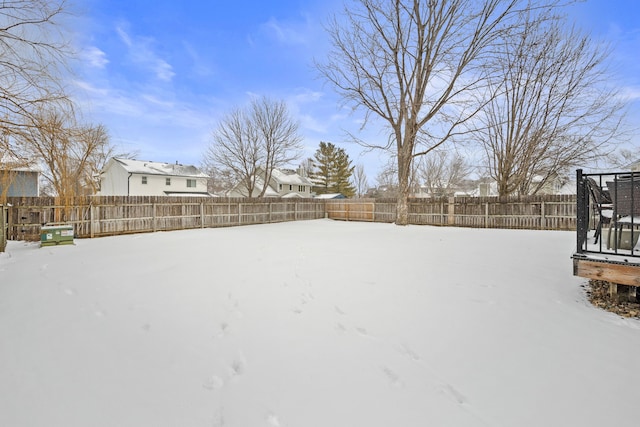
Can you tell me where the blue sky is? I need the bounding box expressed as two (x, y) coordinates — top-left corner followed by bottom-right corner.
(70, 0), (640, 179)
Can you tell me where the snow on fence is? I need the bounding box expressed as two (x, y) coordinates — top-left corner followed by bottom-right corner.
(3, 194), (576, 243)
(325, 195), (576, 230)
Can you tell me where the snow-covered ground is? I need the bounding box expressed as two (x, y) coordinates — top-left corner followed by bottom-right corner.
(1, 219), (638, 427)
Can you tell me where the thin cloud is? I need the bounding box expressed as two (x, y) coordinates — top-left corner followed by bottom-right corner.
(182, 41), (214, 77)
(115, 24), (176, 82)
(261, 17), (309, 45)
(620, 85), (640, 102)
(82, 46), (109, 68)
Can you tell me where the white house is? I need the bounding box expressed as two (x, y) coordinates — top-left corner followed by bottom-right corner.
(98, 158), (211, 196)
(228, 167), (314, 198)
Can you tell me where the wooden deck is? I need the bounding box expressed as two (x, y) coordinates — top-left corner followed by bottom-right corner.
(573, 255), (640, 287)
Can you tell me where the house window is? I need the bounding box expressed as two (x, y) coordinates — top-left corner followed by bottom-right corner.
(289, 185), (293, 191)
(279, 184), (282, 191)
(142, 176), (147, 184)
(187, 179), (196, 188)
(299, 185), (305, 192)
(166, 178), (171, 186)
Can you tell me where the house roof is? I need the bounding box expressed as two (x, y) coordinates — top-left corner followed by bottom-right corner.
(270, 168), (314, 186)
(163, 191), (214, 197)
(112, 158), (209, 178)
(314, 193), (345, 199)
(228, 177), (280, 197)
(0, 154), (41, 173)
(281, 192), (304, 198)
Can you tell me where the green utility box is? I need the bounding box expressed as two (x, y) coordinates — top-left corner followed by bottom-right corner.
(40, 225), (74, 247)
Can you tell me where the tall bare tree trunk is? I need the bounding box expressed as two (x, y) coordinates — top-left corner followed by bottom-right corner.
(396, 146), (412, 225)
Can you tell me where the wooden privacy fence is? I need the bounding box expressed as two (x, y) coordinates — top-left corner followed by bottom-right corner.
(326, 195), (576, 230)
(3, 194), (576, 244)
(5, 196), (326, 241)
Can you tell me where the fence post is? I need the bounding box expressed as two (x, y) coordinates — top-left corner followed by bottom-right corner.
(239, 202), (243, 224)
(484, 202), (489, 228)
(200, 202), (204, 228)
(152, 203), (157, 232)
(540, 201), (546, 230)
(269, 200), (273, 223)
(448, 197), (455, 225)
(1, 204), (6, 252)
(90, 203), (95, 238)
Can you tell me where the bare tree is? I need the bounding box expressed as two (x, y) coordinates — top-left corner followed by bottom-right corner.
(477, 15), (627, 196)
(375, 157), (398, 198)
(204, 97), (302, 197)
(418, 150), (472, 197)
(353, 164), (369, 198)
(317, 0), (544, 224)
(199, 160), (236, 195)
(0, 0), (72, 142)
(251, 97), (303, 196)
(607, 148), (639, 171)
(204, 107), (262, 197)
(16, 107), (112, 200)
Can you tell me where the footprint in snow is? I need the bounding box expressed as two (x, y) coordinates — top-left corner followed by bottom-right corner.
(399, 344), (421, 361)
(266, 413), (281, 426)
(440, 383), (468, 405)
(356, 327), (370, 337)
(64, 288), (76, 296)
(381, 366), (403, 388)
(216, 322), (229, 337)
(203, 375), (224, 390)
(335, 306), (346, 315)
(229, 353), (246, 377)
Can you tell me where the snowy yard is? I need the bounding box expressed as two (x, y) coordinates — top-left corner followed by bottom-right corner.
(1, 219), (639, 427)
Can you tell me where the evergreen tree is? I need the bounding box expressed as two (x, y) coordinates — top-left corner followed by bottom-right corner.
(310, 142), (355, 197)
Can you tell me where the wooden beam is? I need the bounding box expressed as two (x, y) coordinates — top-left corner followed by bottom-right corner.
(573, 258), (640, 287)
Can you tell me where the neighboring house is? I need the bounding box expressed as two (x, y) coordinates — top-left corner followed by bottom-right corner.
(98, 158), (211, 196)
(0, 166), (40, 197)
(228, 167), (314, 198)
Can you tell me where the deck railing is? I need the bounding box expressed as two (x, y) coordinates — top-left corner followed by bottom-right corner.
(576, 169), (640, 260)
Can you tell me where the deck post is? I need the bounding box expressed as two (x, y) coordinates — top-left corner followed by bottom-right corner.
(576, 169), (587, 254)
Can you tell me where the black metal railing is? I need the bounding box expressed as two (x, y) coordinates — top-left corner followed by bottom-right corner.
(576, 169), (640, 259)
